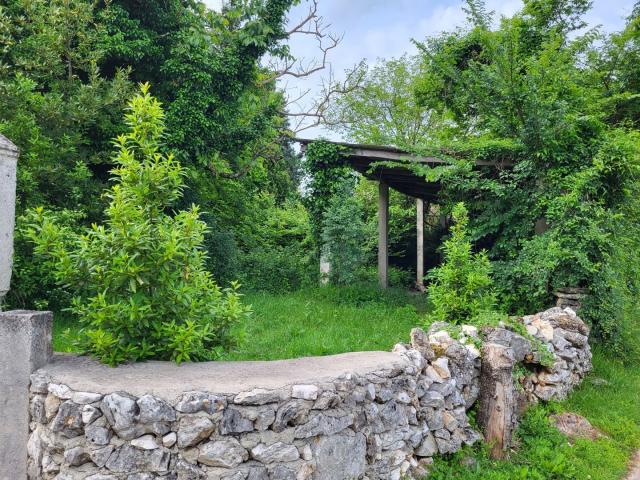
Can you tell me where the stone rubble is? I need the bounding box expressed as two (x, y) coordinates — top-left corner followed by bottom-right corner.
(27, 307), (591, 480)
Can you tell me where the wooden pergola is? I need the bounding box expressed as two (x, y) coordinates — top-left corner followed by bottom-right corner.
(297, 138), (510, 289)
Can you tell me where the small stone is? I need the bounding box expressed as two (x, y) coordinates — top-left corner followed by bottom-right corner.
(424, 366), (444, 383)
(253, 406), (276, 431)
(51, 400), (84, 437)
(85, 424), (112, 445)
(30, 372), (50, 394)
(101, 392), (139, 432)
(89, 445), (114, 468)
(162, 432), (177, 448)
(30, 395), (46, 423)
(174, 391), (226, 414)
(105, 444), (170, 472)
(234, 388), (283, 405)
(461, 325), (479, 338)
(48, 383), (73, 400)
(45, 394), (61, 421)
(294, 412), (353, 439)
(311, 432), (367, 480)
(177, 416), (215, 448)
(137, 395), (176, 424)
(273, 400), (310, 433)
(131, 434), (159, 450)
(420, 391), (445, 408)
(72, 391), (103, 404)
(431, 358), (451, 379)
(64, 446), (90, 466)
(443, 411), (459, 432)
(221, 406), (255, 434)
(82, 405), (102, 424)
(198, 438), (248, 468)
(291, 385), (319, 400)
(415, 432), (437, 457)
(251, 442), (300, 463)
(301, 444), (313, 461)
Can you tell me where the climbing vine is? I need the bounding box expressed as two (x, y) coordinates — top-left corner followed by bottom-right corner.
(302, 140), (353, 246)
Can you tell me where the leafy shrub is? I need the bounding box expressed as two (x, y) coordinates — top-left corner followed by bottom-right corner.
(27, 85), (249, 365)
(426, 202), (497, 325)
(237, 246), (314, 293)
(321, 179), (369, 285)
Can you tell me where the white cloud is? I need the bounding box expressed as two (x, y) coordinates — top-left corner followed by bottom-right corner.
(200, 0), (631, 140)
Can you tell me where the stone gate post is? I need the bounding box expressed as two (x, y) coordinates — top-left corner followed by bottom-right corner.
(0, 133), (19, 307)
(0, 310), (53, 480)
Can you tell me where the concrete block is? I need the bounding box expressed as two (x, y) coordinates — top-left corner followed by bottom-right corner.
(0, 133), (18, 305)
(0, 310), (52, 479)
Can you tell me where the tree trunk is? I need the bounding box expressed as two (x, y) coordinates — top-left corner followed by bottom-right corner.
(477, 343), (518, 459)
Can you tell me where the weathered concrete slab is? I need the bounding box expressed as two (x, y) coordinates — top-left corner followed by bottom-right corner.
(0, 310), (52, 480)
(39, 351), (409, 399)
(0, 133), (18, 304)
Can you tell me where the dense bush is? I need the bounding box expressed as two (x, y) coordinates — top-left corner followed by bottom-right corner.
(426, 203), (497, 325)
(27, 86), (249, 365)
(321, 180), (369, 285)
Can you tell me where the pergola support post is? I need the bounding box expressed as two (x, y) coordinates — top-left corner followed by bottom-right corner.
(416, 198), (424, 290)
(378, 181), (389, 289)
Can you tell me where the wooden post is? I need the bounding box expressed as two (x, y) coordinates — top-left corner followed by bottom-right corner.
(477, 343), (518, 459)
(416, 198), (424, 290)
(378, 181), (389, 289)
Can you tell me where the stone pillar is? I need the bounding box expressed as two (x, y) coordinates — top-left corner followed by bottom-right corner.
(416, 198), (424, 290)
(378, 181), (389, 289)
(0, 310), (53, 479)
(0, 134), (19, 307)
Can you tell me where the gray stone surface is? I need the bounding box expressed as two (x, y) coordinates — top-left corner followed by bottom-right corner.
(0, 310), (52, 480)
(39, 351), (407, 398)
(0, 133), (18, 304)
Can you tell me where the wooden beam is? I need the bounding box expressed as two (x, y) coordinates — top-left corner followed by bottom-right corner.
(378, 181), (389, 289)
(416, 198), (424, 290)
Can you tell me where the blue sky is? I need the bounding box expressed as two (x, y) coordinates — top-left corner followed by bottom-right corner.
(204, 0), (635, 138)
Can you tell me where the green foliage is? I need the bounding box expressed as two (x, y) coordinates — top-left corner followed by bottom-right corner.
(303, 140), (353, 244)
(407, 1), (640, 355)
(426, 203), (497, 324)
(429, 348), (640, 480)
(326, 56), (434, 148)
(321, 180), (368, 285)
(1, 0), (305, 308)
(429, 408), (577, 479)
(27, 86), (249, 365)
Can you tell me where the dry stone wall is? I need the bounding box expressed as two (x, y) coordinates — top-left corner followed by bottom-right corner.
(26, 307), (591, 480)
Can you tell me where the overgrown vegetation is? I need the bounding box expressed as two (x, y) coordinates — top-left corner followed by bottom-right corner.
(428, 348), (640, 480)
(425, 202), (497, 325)
(28, 86), (249, 365)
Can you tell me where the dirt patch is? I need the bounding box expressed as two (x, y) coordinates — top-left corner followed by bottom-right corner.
(627, 451), (640, 480)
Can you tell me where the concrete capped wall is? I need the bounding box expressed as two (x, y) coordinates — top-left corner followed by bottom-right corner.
(8, 307), (591, 480)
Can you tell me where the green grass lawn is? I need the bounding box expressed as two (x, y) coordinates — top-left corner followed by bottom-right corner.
(51, 287), (639, 479)
(52, 285), (429, 357)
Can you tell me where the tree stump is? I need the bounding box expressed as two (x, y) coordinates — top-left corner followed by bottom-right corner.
(477, 343), (518, 459)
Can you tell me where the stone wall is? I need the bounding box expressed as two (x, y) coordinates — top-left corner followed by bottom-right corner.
(23, 307), (591, 480)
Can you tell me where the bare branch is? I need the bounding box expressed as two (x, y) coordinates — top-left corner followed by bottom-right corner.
(284, 64), (367, 134)
(260, 0), (342, 85)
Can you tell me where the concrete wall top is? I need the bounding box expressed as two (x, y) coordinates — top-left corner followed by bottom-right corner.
(38, 351), (409, 399)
